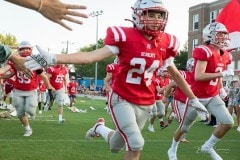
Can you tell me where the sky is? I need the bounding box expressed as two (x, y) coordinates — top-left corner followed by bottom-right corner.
(0, 0), (216, 53)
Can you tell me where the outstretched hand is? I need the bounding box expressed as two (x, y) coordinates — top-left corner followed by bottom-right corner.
(25, 45), (57, 70)
(8, 54), (33, 78)
(39, 0), (88, 31)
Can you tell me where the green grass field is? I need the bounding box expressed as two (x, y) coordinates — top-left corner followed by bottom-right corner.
(0, 96), (239, 160)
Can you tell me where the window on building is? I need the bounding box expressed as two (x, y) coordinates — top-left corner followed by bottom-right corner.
(193, 14), (199, 31)
(237, 61), (240, 70)
(229, 61), (234, 68)
(210, 10), (217, 23)
(192, 39), (198, 50)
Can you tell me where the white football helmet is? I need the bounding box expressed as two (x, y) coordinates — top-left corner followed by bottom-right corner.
(186, 58), (194, 71)
(157, 66), (168, 77)
(18, 41), (33, 57)
(132, 0), (168, 36)
(202, 22), (230, 48)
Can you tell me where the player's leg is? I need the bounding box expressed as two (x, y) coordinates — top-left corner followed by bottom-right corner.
(201, 96), (234, 160)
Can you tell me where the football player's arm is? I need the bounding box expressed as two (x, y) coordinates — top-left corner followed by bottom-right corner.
(0, 65), (11, 75)
(56, 46), (115, 65)
(0, 72), (15, 79)
(4, 0), (88, 31)
(163, 81), (176, 101)
(156, 84), (167, 94)
(194, 60), (223, 81)
(104, 72), (113, 91)
(63, 75), (68, 93)
(39, 71), (52, 90)
(167, 64), (196, 100)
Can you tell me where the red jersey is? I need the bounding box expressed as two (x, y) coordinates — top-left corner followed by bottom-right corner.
(9, 63), (42, 91)
(173, 71), (194, 103)
(47, 65), (68, 90)
(67, 81), (78, 95)
(191, 45), (232, 98)
(104, 26), (179, 105)
(105, 63), (120, 87)
(155, 76), (170, 100)
(37, 76), (47, 92)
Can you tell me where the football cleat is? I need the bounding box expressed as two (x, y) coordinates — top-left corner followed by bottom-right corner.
(167, 148), (178, 160)
(160, 121), (168, 129)
(85, 118), (105, 140)
(23, 129), (32, 137)
(201, 145), (223, 160)
(58, 119), (65, 124)
(147, 125), (155, 132)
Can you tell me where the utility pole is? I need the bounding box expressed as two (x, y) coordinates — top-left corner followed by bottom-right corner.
(62, 41), (74, 54)
(89, 10), (103, 90)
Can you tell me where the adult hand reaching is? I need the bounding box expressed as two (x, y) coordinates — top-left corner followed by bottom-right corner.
(5, 0), (88, 31)
(0, 44), (33, 78)
(38, 0), (88, 31)
(8, 54), (33, 78)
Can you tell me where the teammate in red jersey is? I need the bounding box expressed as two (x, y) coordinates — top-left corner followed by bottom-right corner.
(37, 74), (48, 114)
(8, 41), (51, 136)
(0, 62), (16, 109)
(25, 0), (207, 159)
(103, 57), (120, 110)
(164, 58), (195, 143)
(47, 64), (68, 124)
(67, 76), (79, 112)
(148, 67), (170, 132)
(168, 22), (234, 160)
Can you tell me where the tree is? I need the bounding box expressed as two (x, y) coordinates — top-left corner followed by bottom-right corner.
(74, 39), (115, 80)
(0, 33), (18, 48)
(174, 43), (188, 70)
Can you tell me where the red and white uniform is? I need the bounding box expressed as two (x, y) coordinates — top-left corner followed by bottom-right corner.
(173, 71), (194, 122)
(173, 71), (193, 103)
(9, 64), (41, 91)
(3, 75), (15, 95)
(191, 45), (232, 98)
(105, 63), (120, 88)
(37, 76), (47, 93)
(67, 81), (78, 95)
(106, 26), (179, 105)
(155, 77), (164, 101)
(155, 76), (170, 100)
(47, 65), (68, 90)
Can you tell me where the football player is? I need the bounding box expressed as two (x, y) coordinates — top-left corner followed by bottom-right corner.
(25, 0), (207, 159)
(168, 22), (234, 160)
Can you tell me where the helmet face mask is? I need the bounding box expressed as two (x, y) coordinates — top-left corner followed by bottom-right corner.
(202, 22), (230, 48)
(132, 0), (168, 36)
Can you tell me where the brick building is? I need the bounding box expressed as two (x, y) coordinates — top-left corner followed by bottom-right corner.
(188, 0), (240, 73)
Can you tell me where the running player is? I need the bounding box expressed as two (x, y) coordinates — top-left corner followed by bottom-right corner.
(25, 0), (207, 159)
(168, 22), (234, 160)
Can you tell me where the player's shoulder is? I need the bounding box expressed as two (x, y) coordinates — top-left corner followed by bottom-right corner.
(106, 26), (140, 42)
